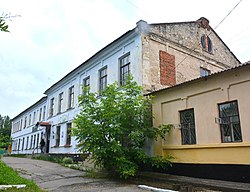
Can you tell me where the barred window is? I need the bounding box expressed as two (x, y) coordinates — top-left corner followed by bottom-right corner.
(218, 101), (242, 143)
(180, 109), (196, 145)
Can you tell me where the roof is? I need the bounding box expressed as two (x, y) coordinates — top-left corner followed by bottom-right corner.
(12, 96), (47, 120)
(44, 28), (136, 94)
(147, 61), (250, 96)
(44, 17), (240, 94)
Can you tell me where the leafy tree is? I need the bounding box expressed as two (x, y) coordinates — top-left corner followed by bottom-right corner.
(0, 115), (11, 149)
(73, 76), (173, 179)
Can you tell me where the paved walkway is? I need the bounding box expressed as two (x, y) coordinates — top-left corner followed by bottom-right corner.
(2, 157), (146, 192)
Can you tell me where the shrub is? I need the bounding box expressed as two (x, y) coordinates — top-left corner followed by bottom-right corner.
(63, 157), (73, 164)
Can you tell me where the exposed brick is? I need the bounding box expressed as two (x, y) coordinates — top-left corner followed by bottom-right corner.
(159, 50), (176, 86)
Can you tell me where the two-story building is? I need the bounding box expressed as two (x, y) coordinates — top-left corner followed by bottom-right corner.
(11, 17), (240, 156)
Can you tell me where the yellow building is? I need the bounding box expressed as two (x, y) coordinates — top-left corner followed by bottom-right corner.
(151, 62), (250, 182)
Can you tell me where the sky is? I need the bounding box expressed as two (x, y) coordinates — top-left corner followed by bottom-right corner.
(0, 0), (250, 118)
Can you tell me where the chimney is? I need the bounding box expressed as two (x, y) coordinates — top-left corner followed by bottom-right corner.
(197, 17), (210, 30)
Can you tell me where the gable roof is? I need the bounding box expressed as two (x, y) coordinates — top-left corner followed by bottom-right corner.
(150, 17), (240, 64)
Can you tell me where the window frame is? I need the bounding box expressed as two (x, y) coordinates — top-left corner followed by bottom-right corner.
(68, 86), (74, 109)
(99, 66), (107, 93)
(200, 67), (211, 77)
(49, 98), (55, 117)
(119, 53), (130, 86)
(66, 123), (72, 146)
(180, 108), (197, 145)
(58, 92), (63, 113)
(201, 34), (212, 53)
(82, 76), (90, 95)
(218, 100), (242, 143)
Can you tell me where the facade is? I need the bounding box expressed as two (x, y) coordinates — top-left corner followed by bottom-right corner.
(11, 17), (240, 156)
(151, 62), (250, 182)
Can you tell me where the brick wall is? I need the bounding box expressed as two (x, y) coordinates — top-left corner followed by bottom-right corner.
(159, 50), (176, 86)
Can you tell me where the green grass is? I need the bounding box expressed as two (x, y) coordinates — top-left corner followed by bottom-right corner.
(0, 160), (44, 192)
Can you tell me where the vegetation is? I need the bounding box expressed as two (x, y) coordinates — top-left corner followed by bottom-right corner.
(0, 160), (43, 191)
(62, 157), (73, 164)
(32, 155), (63, 164)
(73, 76), (173, 179)
(0, 115), (12, 149)
(0, 17), (9, 32)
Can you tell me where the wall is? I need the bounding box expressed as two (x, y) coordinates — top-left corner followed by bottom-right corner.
(142, 19), (240, 93)
(152, 64), (250, 165)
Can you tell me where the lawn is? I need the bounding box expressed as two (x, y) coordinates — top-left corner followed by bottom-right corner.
(0, 157), (43, 192)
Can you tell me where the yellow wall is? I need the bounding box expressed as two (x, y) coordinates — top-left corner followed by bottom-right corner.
(152, 65), (250, 165)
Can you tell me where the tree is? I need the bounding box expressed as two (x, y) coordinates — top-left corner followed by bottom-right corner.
(0, 13), (20, 32)
(73, 76), (173, 179)
(0, 115), (11, 149)
(0, 18), (9, 32)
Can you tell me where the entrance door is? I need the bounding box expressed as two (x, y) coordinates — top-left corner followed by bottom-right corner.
(45, 126), (51, 153)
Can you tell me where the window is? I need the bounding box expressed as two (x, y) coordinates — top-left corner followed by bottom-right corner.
(99, 67), (107, 93)
(22, 137), (25, 151)
(20, 119), (22, 130)
(66, 123), (72, 146)
(200, 67), (211, 77)
(201, 34), (212, 53)
(55, 126), (60, 147)
(82, 76), (90, 94)
(30, 135), (33, 149)
(33, 111), (36, 124)
(49, 98), (55, 117)
(180, 109), (196, 145)
(43, 106), (46, 121)
(39, 108), (42, 121)
(68, 86), (74, 109)
(29, 114), (32, 126)
(58, 92), (63, 113)
(218, 101), (242, 143)
(33, 135), (36, 149)
(36, 133), (40, 149)
(26, 136), (29, 149)
(24, 116), (27, 128)
(120, 54), (130, 86)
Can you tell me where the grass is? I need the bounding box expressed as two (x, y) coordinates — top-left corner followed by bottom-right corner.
(0, 158), (44, 192)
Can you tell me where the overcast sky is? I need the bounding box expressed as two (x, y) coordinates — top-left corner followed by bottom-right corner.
(1, 0), (249, 118)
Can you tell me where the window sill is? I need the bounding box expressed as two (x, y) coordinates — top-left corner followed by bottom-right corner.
(67, 107), (75, 111)
(64, 144), (72, 147)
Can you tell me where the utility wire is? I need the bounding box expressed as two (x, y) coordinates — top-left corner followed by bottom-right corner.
(214, 0), (243, 30)
(175, 0), (243, 69)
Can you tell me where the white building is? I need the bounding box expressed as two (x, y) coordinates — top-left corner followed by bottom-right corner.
(11, 18), (240, 156)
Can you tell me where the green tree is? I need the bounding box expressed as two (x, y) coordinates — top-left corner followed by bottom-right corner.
(73, 76), (173, 179)
(0, 115), (11, 149)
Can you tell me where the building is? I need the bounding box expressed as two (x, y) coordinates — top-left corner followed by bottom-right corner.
(11, 17), (240, 156)
(151, 62), (250, 182)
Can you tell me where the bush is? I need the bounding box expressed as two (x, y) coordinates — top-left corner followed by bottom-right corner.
(63, 157), (73, 164)
(32, 155), (63, 164)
